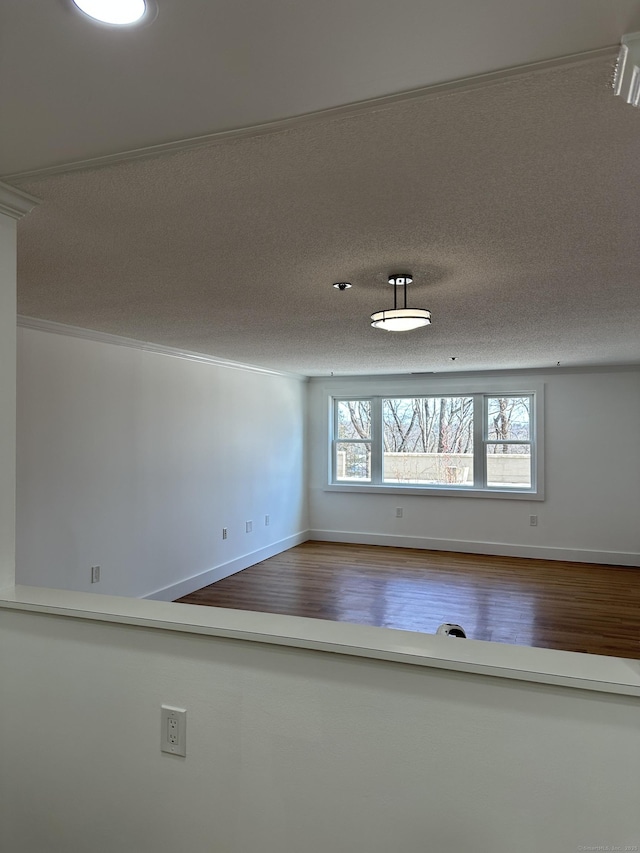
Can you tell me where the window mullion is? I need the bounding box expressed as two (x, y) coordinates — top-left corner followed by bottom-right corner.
(473, 394), (484, 487)
(331, 397), (338, 484)
(370, 397), (383, 484)
(528, 391), (536, 490)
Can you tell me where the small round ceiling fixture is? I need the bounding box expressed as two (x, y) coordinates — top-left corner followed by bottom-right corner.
(387, 274), (413, 287)
(333, 282), (352, 290)
(72, 0), (148, 25)
(371, 272), (431, 332)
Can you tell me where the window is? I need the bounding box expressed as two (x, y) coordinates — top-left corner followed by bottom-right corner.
(383, 396), (474, 486)
(485, 396), (532, 489)
(330, 391), (541, 498)
(335, 399), (372, 482)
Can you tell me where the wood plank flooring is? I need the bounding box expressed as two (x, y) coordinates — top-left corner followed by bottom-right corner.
(176, 541), (640, 659)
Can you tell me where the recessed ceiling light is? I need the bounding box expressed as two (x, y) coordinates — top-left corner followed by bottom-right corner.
(333, 282), (352, 290)
(72, 0), (148, 25)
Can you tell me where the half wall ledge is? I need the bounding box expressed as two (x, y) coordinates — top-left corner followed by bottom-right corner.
(1, 584), (639, 697)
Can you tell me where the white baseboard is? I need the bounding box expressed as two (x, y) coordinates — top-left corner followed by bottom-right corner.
(143, 531), (310, 601)
(144, 528), (639, 601)
(308, 529), (640, 567)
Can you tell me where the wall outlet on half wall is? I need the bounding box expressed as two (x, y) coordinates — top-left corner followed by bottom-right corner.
(91, 565), (100, 583)
(161, 706), (186, 757)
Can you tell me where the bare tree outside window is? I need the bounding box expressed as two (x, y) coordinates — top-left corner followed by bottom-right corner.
(338, 401), (371, 441)
(486, 397), (530, 454)
(485, 397), (532, 487)
(336, 400), (371, 481)
(383, 397), (474, 485)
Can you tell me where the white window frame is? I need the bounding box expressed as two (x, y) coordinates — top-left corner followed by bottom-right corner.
(326, 382), (544, 500)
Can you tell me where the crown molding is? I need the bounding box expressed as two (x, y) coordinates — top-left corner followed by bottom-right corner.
(308, 363), (640, 383)
(17, 316), (307, 381)
(2, 46), (617, 183)
(0, 182), (40, 219)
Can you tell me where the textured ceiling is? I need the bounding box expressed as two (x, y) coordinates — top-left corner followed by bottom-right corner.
(11, 54), (640, 376)
(2, 0), (639, 176)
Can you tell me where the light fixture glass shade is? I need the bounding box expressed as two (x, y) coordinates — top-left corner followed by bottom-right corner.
(72, 0), (147, 25)
(370, 308), (431, 331)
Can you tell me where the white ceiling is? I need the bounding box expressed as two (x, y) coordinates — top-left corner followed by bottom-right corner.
(3, 0), (640, 375)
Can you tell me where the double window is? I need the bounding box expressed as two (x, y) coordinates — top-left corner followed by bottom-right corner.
(331, 393), (540, 497)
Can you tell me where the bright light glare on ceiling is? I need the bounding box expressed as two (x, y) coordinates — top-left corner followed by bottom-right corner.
(72, 0), (147, 25)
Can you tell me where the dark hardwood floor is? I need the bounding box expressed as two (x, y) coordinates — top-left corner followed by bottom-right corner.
(176, 541), (640, 659)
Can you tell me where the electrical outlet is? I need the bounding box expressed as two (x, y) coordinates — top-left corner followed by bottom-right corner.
(161, 706), (186, 757)
(168, 717), (178, 745)
(246, 520), (252, 533)
(91, 565), (100, 583)
(529, 515), (538, 527)
(222, 527), (228, 539)
(265, 515), (270, 526)
(395, 507), (403, 518)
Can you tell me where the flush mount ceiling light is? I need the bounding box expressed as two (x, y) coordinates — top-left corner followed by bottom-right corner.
(72, 0), (148, 25)
(371, 274), (431, 332)
(614, 32), (640, 106)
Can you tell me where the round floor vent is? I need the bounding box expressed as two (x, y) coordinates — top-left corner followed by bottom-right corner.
(436, 623), (467, 638)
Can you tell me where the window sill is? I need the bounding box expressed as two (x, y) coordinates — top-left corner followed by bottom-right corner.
(1, 584), (637, 697)
(325, 483), (544, 500)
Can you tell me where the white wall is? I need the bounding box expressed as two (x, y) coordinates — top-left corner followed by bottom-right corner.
(0, 215), (17, 589)
(16, 327), (308, 598)
(308, 371), (640, 564)
(2, 607), (639, 853)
